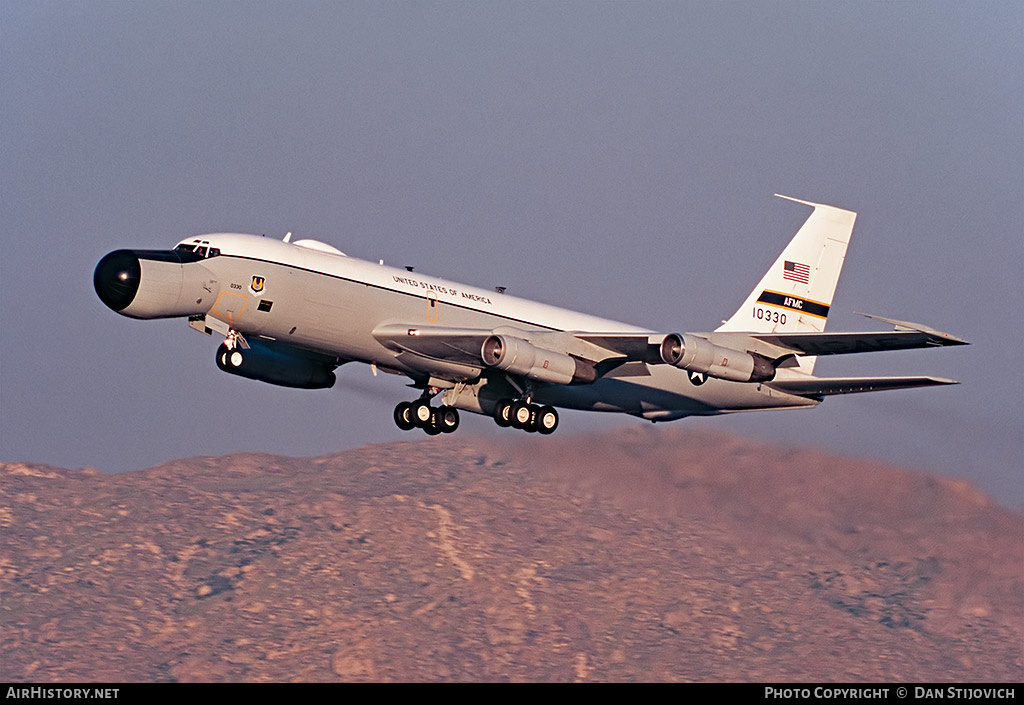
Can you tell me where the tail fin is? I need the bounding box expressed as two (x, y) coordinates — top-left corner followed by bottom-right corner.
(716, 195), (857, 374)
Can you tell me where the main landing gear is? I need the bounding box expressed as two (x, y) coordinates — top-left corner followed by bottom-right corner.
(493, 398), (558, 435)
(392, 388), (558, 436)
(393, 398), (460, 435)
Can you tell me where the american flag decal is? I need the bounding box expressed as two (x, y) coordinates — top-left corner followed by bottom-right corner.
(783, 260), (810, 284)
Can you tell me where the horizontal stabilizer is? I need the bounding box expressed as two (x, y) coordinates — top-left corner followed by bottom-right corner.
(769, 376), (959, 398)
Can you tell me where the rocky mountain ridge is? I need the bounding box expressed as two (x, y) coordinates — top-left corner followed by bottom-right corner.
(2, 427), (1020, 681)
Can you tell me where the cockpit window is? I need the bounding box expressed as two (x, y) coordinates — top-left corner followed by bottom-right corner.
(174, 243), (219, 258)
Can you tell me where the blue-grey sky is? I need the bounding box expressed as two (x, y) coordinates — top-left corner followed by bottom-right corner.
(2, 2), (1021, 504)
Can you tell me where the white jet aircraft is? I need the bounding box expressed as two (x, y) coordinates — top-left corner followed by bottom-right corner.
(94, 196), (967, 435)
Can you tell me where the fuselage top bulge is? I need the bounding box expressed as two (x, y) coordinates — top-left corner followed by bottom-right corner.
(94, 196), (967, 436)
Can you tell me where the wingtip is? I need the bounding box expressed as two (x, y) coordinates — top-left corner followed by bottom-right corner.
(855, 312), (971, 346)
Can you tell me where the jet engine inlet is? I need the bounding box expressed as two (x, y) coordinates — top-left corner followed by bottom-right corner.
(660, 333), (775, 383)
(481, 334), (596, 385)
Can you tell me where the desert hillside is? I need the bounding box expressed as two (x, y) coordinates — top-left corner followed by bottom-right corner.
(2, 427), (1020, 681)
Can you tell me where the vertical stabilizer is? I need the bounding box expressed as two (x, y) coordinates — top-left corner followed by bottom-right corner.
(716, 195), (857, 374)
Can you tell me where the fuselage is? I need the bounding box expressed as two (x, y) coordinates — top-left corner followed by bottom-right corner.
(94, 233), (817, 422)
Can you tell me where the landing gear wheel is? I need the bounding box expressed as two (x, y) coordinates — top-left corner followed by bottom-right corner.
(494, 398), (514, 427)
(227, 349), (244, 368)
(393, 401), (415, 431)
(411, 400), (433, 428)
(436, 406), (460, 433)
(536, 405), (559, 435)
(215, 344), (230, 371)
(510, 400), (533, 429)
(523, 412), (538, 433)
(423, 409), (443, 435)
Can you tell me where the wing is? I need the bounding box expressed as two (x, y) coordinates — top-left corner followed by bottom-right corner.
(769, 375), (959, 398)
(705, 313), (968, 359)
(372, 324), (490, 368)
(371, 323), (658, 382)
(573, 333), (663, 363)
(750, 330), (968, 356)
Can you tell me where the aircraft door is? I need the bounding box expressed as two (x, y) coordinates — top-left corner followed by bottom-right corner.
(426, 291), (439, 322)
(211, 291), (247, 329)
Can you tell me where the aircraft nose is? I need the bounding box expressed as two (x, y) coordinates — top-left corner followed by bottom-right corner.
(94, 250), (141, 312)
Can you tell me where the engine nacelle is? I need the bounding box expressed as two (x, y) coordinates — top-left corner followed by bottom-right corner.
(216, 340), (337, 389)
(481, 335), (596, 385)
(659, 333), (776, 383)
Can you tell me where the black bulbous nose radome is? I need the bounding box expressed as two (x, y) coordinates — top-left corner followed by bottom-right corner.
(94, 250), (141, 312)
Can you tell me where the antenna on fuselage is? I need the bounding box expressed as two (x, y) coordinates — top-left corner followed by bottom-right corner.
(283, 232), (292, 243)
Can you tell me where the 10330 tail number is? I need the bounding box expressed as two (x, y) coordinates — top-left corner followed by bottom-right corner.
(753, 307), (787, 325)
